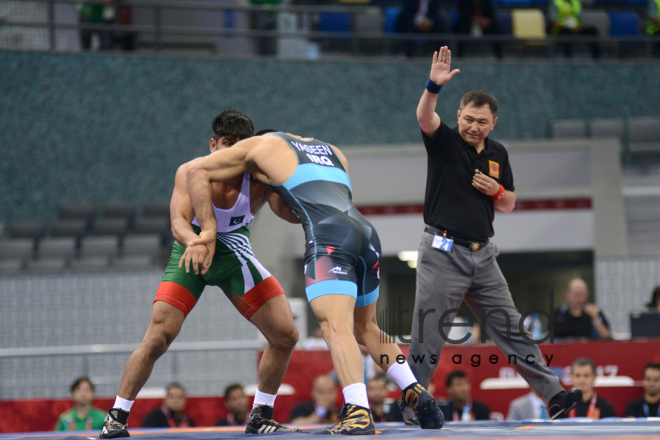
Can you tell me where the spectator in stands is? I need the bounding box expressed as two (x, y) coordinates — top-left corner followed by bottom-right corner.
(367, 374), (404, 422)
(549, 0), (600, 59)
(115, 1), (137, 51)
(650, 0), (660, 56)
(396, 0), (446, 57)
(649, 0), (660, 37)
(251, 0), (280, 55)
(55, 377), (106, 431)
(77, 0), (116, 51)
(289, 375), (338, 424)
(561, 358), (616, 419)
(646, 286), (660, 312)
(456, 0), (502, 59)
(554, 278), (611, 340)
(216, 384), (249, 426)
(625, 363), (660, 418)
(506, 391), (549, 420)
(142, 383), (194, 428)
(303, 326), (329, 350)
(440, 371), (490, 421)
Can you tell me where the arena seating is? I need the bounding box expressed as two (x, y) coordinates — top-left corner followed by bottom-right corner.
(589, 118), (625, 144)
(551, 119), (588, 139)
(549, 116), (660, 150)
(0, 202), (172, 274)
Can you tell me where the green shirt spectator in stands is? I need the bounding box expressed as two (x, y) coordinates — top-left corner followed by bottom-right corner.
(549, 0), (600, 58)
(78, 3), (107, 22)
(550, 0), (582, 34)
(649, 0), (660, 35)
(251, 0), (281, 17)
(56, 407), (107, 431)
(250, 0), (282, 55)
(55, 377), (106, 431)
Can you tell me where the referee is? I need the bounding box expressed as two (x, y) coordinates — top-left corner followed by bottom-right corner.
(405, 46), (580, 420)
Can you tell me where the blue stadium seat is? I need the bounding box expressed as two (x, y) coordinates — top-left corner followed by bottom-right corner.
(318, 12), (352, 34)
(448, 9), (459, 32)
(496, 10), (512, 35)
(384, 7), (402, 34)
(626, 0), (647, 4)
(609, 11), (640, 36)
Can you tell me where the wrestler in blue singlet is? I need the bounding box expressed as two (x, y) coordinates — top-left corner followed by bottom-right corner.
(267, 132), (381, 306)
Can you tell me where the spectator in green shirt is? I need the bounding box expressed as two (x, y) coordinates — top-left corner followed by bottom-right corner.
(78, 0), (115, 50)
(55, 377), (106, 431)
(649, 0), (660, 56)
(549, 0), (600, 59)
(251, 0), (281, 55)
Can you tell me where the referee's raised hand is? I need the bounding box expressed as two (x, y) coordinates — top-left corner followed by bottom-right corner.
(430, 46), (460, 86)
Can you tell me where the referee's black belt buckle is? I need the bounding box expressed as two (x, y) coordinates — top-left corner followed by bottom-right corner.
(424, 226), (488, 252)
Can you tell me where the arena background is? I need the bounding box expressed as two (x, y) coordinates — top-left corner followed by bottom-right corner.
(1, 0), (660, 436)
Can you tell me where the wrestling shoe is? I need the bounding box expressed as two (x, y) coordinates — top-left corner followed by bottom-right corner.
(245, 405), (301, 434)
(99, 408), (130, 438)
(399, 383), (444, 429)
(547, 388), (583, 420)
(321, 404), (375, 435)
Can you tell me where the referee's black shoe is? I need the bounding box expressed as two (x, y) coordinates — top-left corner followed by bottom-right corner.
(547, 388), (583, 420)
(245, 405), (301, 434)
(400, 383), (444, 429)
(99, 408), (130, 438)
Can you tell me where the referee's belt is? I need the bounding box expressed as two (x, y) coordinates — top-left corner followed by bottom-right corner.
(424, 226), (489, 252)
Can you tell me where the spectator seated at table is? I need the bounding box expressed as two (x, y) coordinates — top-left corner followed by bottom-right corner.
(554, 278), (611, 340)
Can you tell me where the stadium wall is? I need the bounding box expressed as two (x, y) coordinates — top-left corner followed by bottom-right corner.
(1, 51), (659, 222)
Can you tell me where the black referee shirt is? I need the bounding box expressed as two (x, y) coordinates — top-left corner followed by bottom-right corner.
(422, 122), (515, 242)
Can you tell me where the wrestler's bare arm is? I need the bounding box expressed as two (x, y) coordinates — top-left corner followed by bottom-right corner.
(186, 142), (253, 232)
(170, 161), (201, 245)
(265, 189), (301, 224)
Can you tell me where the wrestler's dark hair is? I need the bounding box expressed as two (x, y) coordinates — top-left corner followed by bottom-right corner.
(460, 90), (499, 117)
(255, 128), (277, 136)
(70, 377), (95, 394)
(223, 383), (244, 398)
(446, 370), (468, 388)
(572, 357), (596, 375)
(212, 110), (254, 143)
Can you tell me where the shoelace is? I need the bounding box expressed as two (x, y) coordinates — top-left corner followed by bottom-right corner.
(326, 406), (350, 433)
(250, 408), (299, 432)
(108, 419), (127, 429)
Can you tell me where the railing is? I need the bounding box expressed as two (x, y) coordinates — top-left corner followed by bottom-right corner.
(0, 340), (265, 396)
(0, 340), (262, 358)
(0, 0), (657, 58)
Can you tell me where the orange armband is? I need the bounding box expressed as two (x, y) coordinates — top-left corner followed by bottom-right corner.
(491, 184), (505, 202)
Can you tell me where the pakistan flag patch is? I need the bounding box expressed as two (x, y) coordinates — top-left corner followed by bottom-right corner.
(226, 215), (245, 226)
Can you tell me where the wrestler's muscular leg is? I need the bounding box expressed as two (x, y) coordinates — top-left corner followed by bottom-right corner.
(353, 302), (403, 372)
(355, 301), (444, 430)
(310, 295), (363, 387)
(249, 294), (299, 394)
(117, 301), (185, 400)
